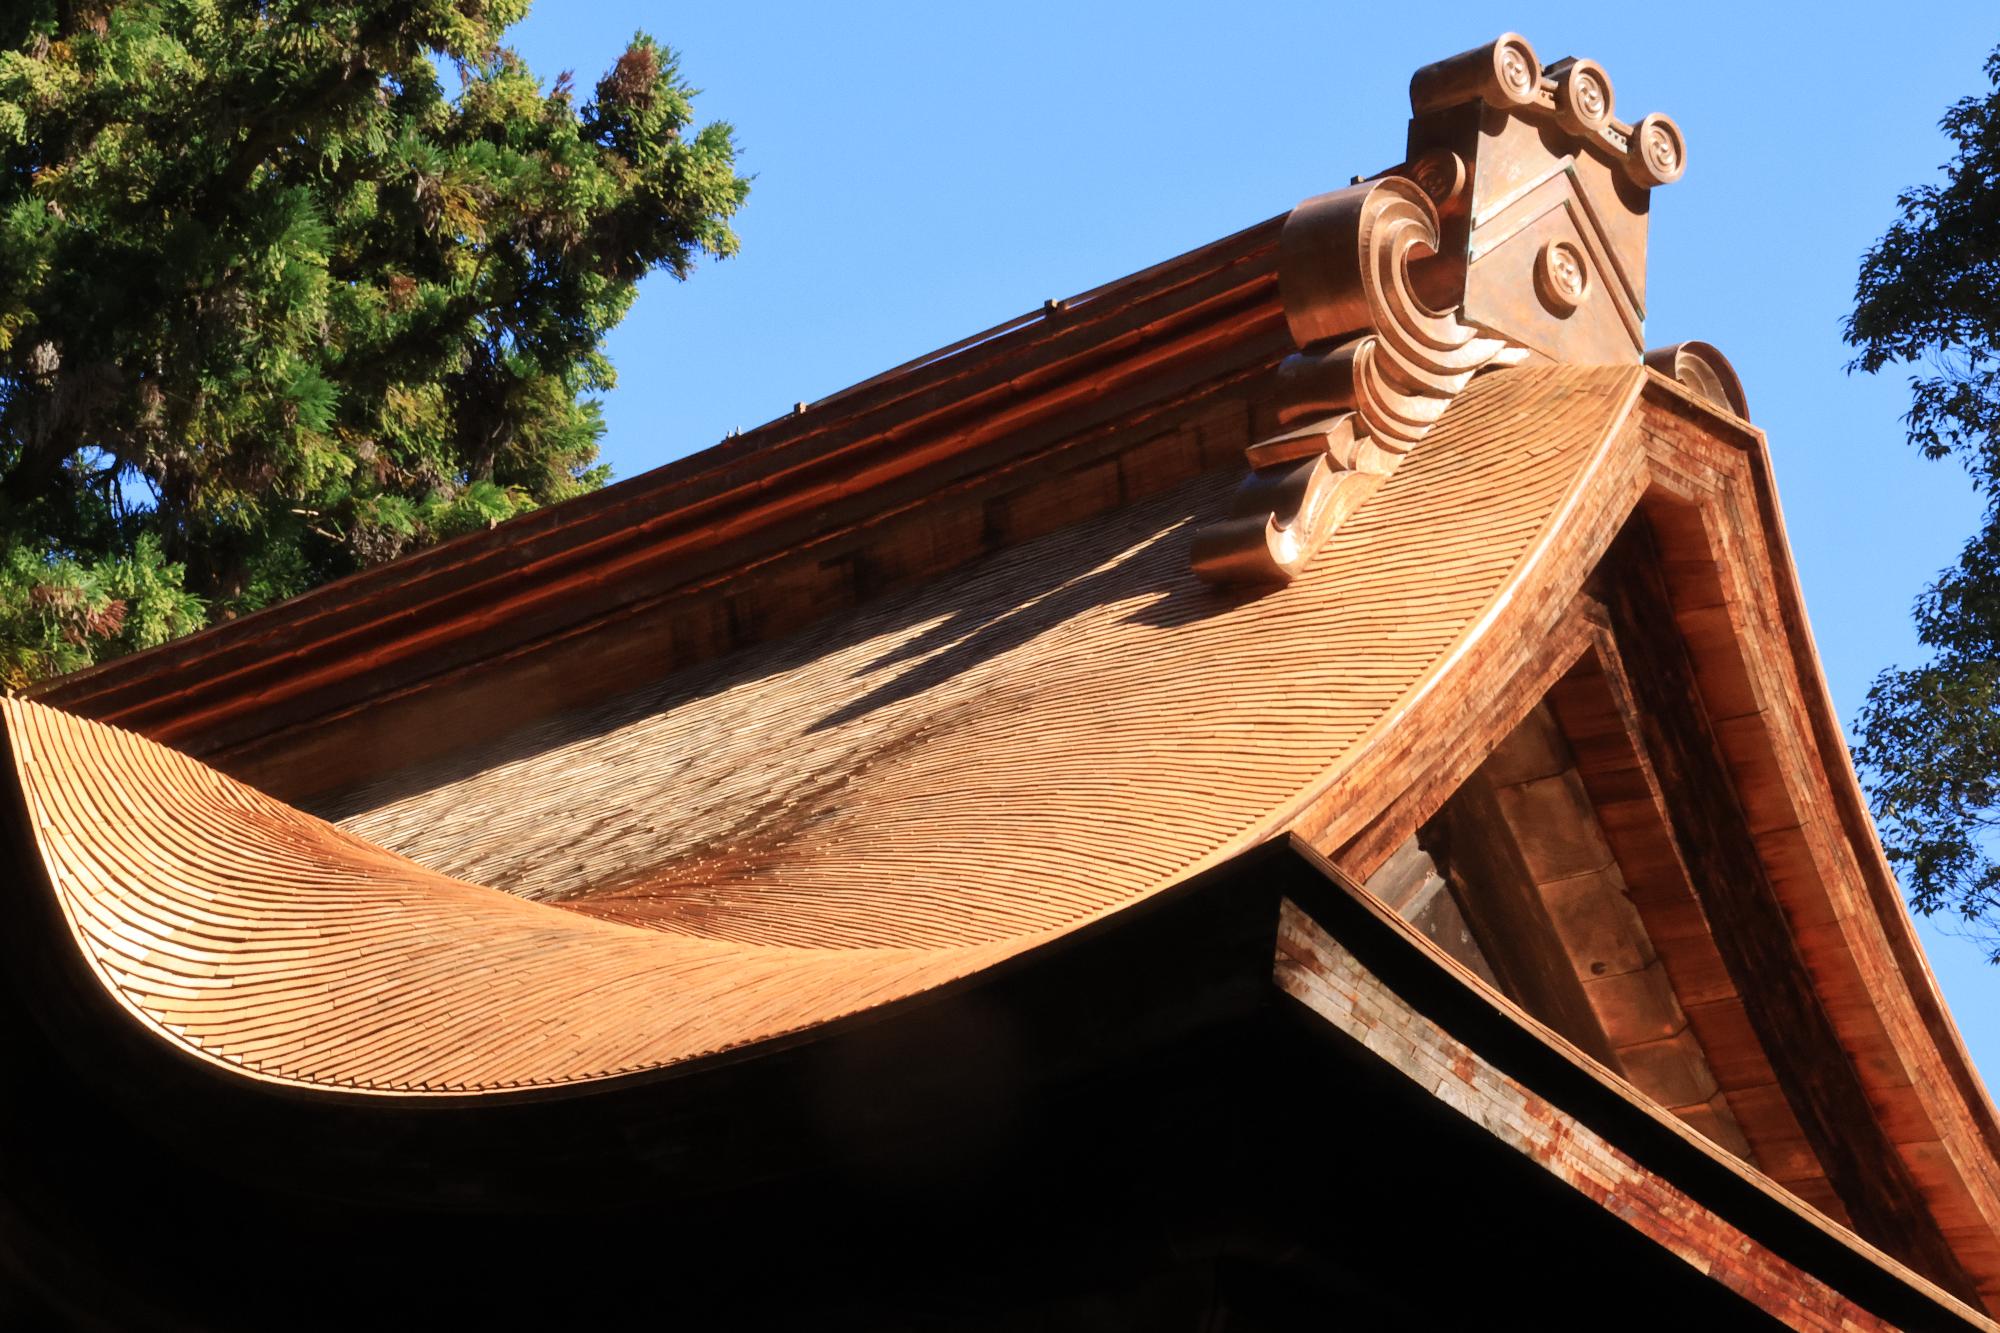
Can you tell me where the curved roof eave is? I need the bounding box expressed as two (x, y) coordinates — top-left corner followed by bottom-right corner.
(0, 364), (1640, 1101)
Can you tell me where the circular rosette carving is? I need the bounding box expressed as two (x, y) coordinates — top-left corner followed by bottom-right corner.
(1409, 33), (1541, 115)
(1536, 239), (1590, 313)
(1486, 34), (1542, 108)
(1624, 112), (1687, 188)
(1553, 59), (1614, 137)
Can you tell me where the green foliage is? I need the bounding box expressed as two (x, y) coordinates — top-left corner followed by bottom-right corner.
(1847, 45), (2000, 954)
(0, 533), (202, 690)
(0, 0), (746, 682)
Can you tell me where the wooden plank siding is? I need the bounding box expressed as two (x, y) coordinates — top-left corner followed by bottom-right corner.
(1432, 702), (1758, 1161)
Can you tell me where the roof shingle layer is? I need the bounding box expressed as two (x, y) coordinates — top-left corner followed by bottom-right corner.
(3, 364), (1639, 1093)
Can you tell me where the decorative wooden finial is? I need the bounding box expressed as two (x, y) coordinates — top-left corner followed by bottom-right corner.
(1407, 33), (1686, 193)
(1195, 34), (1738, 588)
(1190, 177), (1524, 584)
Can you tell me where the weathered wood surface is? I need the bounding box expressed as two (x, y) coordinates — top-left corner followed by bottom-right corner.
(1360, 830), (1501, 987)
(1434, 702), (1751, 1157)
(1275, 846), (1997, 1332)
(1278, 370), (2000, 1306)
(1280, 903), (1903, 1332)
(1431, 768), (1621, 1067)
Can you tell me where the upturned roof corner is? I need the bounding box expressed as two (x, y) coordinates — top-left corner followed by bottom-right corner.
(1192, 33), (1744, 588)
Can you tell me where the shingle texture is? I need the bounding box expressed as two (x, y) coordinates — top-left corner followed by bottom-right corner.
(2, 365), (1641, 1094)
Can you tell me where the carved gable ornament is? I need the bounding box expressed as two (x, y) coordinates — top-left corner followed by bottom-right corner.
(1192, 34), (1746, 587)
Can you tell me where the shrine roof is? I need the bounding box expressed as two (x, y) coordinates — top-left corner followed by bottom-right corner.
(11, 31), (2000, 1316)
(3, 363), (1640, 1092)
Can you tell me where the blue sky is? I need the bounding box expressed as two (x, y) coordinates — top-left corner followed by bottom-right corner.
(505, 4), (2000, 1082)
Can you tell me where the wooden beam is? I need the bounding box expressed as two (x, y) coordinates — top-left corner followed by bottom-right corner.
(1280, 901), (1905, 1331)
(1273, 863), (1992, 1332)
(1591, 518), (1978, 1300)
(1432, 771), (1621, 1068)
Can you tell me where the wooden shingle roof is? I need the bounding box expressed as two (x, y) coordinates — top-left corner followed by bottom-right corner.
(9, 31), (2000, 1321)
(4, 363), (1638, 1093)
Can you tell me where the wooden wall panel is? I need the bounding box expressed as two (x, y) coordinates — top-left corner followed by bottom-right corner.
(1435, 700), (1754, 1158)
(1547, 635), (1846, 1220)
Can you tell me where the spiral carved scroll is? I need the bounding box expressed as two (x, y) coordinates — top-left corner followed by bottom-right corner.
(1645, 341), (1749, 420)
(1192, 178), (1519, 586)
